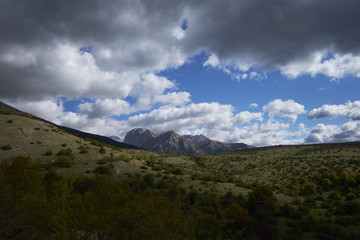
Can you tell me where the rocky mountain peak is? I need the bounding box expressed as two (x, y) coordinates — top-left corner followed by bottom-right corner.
(123, 128), (251, 155)
(183, 134), (210, 143)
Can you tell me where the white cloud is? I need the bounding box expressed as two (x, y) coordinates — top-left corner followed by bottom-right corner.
(203, 54), (220, 67)
(281, 52), (360, 79)
(233, 111), (262, 125)
(172, 27), (186, 40)
(134, 73), (176, 97)
(128, 102), (234, 133)
(308, 104), (347, 120)
(305, 121), (360, 143)
(78, 98), (133, 118)
(249, 103), (258, 108)
(152, 91), (191, 106)
(12, 99), (64, 120)
(0, 46), (37, 67)
(263, 99), (306, 122)
(308, 100), (360, 120)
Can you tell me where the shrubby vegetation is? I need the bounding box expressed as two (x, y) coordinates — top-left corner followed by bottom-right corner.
(0, 156), (282, 240)
(1, 145), (12, 150)
(1, 156), (359, 239)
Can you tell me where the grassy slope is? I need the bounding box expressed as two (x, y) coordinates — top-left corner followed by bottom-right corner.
(2, 110), (360, 200)
(0, 113), (151, 176)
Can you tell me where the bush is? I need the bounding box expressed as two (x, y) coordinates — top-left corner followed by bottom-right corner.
(1, 145), (12, 150)
(93, 166), (110, 174)
(55, 156), (73, 168)
(6, 119), (13, 123)
(247, 185), (279, 215)
(79, 145), (89, 154)
(99, 146), (106, 154)
(57, 148), (73, 156)
(44, 150), (53, 156)
(97, 159), (107, 165)
(171, 168), (184, 175)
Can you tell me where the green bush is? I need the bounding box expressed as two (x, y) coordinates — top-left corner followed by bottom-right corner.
(57, 148), (73, 156)
(171, 168), (184, 175)
(97, 159), (107, 165)
(93, 166), (110, 174)
(6, 119), (13, 123)
(79, 145), (89, 154)
(1, 145), (12, 150)
(99, 146), (106, 154)
(44, 150), (53, 156)
(55, 156), (73, 168)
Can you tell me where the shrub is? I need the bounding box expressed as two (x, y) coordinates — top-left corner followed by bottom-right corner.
(97, 159), (107, 165)
(93, 166), (110, 174)
(1, 145), (12, 150)
(6, 120), (13, 123)
(99, 146), (106, 154)
(247, 185), (279, 215)
(55, 156), (73, 168)
(171, 168), (184, 175)
(44, 150), (53, 156)
(56, 148), (73, 156)
(79, 145), (89, 154)
(34, 127), (40, 131)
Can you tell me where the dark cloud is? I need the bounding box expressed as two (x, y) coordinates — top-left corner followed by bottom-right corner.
(183, 0), (360, 68)
(2, 0), (360, 101)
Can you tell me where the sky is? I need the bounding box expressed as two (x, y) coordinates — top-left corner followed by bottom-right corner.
(1, 0), (360, 146)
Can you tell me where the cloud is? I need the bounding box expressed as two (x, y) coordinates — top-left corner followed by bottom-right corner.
(152, 92), (191, 106)
(0, 43), (139, 100)
(11, 98), (64, 120)
(53, 111), (131, 138)
(203, 54), (220, 67)
(263, 99), (305, 122)
(128, 102), (234, 132)
(233, 111), (263, 125)
(309, 100), (360, 120)
(78, 98), (133, 118)
(281, 52), (360, 79)
(222, 120), (305, 146)
(305, 121), (360, 143)
(1, 0), (360, 148)
(2, 0), (360, 104)
(183, 0), (360, 77)
(249, 103), (258, 108)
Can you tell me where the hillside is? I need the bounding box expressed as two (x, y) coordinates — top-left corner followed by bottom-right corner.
(124, 127), (251, 154)
(2, 102), (360, 239)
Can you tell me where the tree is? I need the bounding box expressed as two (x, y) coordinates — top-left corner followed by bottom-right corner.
(247, 185), (279, 215)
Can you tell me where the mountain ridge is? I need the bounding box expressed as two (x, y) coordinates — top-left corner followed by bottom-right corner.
(0, 101), (139, 151)
(124, 128), (252, 155)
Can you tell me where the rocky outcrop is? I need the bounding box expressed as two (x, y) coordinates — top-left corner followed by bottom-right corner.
(124, 128), (251, 155)
(124, 128), (200, 155)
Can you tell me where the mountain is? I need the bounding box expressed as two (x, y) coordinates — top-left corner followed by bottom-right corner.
(56, 125), (139, 150)
(124, 128), (251, 154)
(123, 128), (200, 154)
(0, 101), (139, 155)
(0, 101), (33, 117)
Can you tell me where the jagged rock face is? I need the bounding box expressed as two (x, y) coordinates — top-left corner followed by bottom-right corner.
(123, 128), (160, 149)
(124, 128), (251, 155)
(124, 129), (200, 155)
(183, 134), (210, 143)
